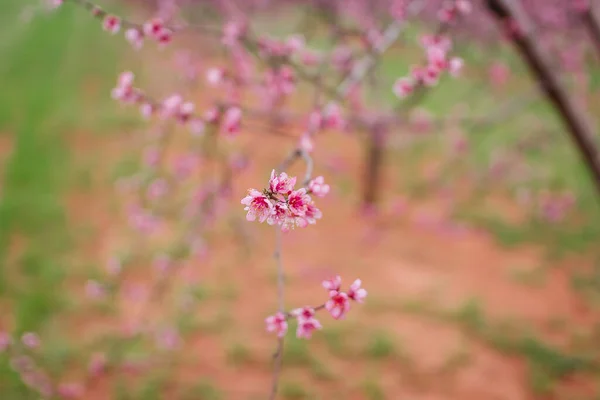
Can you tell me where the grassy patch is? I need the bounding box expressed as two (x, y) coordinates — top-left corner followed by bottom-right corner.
(226, 342), (253, 366)
(0, 0), (121, 396)
(364, 331), (396, 359)
(280, 381), (310, 399)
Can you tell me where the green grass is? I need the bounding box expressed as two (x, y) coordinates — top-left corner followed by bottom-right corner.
(364, 331), (396, 359)
(280, 381), (310, 399)
(0, 0), (122, 397)
(361, 378), (385, 400)
(181, 379), (223, 400)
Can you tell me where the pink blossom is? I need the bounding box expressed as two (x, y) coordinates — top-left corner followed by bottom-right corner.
(287, 188), (311, 216)
(125, 28), (144, 50)
(456, 0), (472, 14)
(265, 312), (288, 338)
(155, 327), (180, 350)
(155, 28), (173, 47)
(307, 110), (322, 131)
(365, 28), (384, 48)
(322, 275), (342, 292)
(296, 317), (322, 339)
(300, 50), (321, 66)
(393, 77), (414, 98)
(269, 170), (296, 196)
(189, 118), (206, 136)
(21, 332), (40, 349)
(88, 352), (107, 376)
(285, 34), (305, 53)
(422, 65), (441, 87)
(47, 0), (64, 9)
(301, 203), (322, 226)
(85, 280), (105, 300)
(160, 94), (183, 119)
(322, 102), (345, 130)
(147, 179), (168, 199)
(420, 35), (452, 53)
(332, 46), (353, 72)
(204, 107), (219, 123)
(308, 176), (330, 197)
(10, 355), (33, 372)
(221, 107), (242, 136)
(390, 0), (407, 20)
(143, 18), (164, 37)
(426, 46), (447, 70)
(448, 57), (464, 77)
(177, 102), (195, 123)
(128, 205), (160, 234)
(348, 279), (367, 303)
(267, 202), (289, 226)
(437, 4), (457, 22)
(572, 0), (589, 12)
(0, 331), (11, 352)
(206, 67), (224, 85)
(222, 20), (245, 47)
(118, 70), (134, 87)
(299, 134), (314, 152)
(111, 71), (138, 103)
(102, 15), (121, 34)
(325, 291), (350, 320)
(241, 189), (274, 223)
(291, 306), (316, 320)
(139, 102), (154, 119)
(57, 383), (84, 399)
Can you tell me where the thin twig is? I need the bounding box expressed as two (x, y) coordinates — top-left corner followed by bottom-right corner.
(336, 0), (426, 98)
(269, 228), (285, 400)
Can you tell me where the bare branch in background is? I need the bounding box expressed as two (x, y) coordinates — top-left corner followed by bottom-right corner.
(582, 3), (600, 57)
(487, 0), (600, 198)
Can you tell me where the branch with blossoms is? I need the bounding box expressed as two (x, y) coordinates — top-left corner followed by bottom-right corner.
(36, 0), (501, 399)
(579, 1), (600, 57)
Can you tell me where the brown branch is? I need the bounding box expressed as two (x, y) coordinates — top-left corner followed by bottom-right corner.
(269, 227), (285, 400)
(486, 0), (600, 198)
(581, 3), (600, 57)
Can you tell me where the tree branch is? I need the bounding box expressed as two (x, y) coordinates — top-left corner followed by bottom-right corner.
(487, 0), (600, 198)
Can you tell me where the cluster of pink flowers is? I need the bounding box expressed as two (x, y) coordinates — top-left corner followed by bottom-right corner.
(257, 34), (306, 58)
(0, 332), (54, 397)
(538, 191), (576, 223)
(392, 0), (471, 99)
(393, 33), (464, 98)
(437, 0), (473, 22)
(51, 2), (173, 49)
(263, 66), (296, 105)
(266, 276), (367, 339)
(111, 71), (243, 136)
(104, 16), (172, 49)
(241, 170), (329, 232)
(572, 0), (590, 12)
